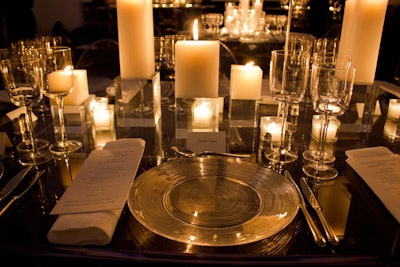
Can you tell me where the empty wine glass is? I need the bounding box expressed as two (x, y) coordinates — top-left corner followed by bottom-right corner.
(43, 46), (82, 155)
(266, 49), (310, 169)
(302, 53), (352, 165)
(1, 56), (52, 165)
(302, 56), (356, 180)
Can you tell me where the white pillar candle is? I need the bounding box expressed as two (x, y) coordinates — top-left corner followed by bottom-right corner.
(338, 0), (388, 84)
(175, 20), (220, 98)
(388, 99), (400, 120)
(311, 115), (341, 142)
(64, 70), (89, 106)
(116, 0), (155, 79)
(47, 69), (74, 94)
(230, 62), (263, 100)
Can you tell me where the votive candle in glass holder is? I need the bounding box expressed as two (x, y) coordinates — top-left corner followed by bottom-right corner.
(191, 98), (219, 132)
(387, 99), (400, 120)
(92, 103), (115, 131)
(259, 116), (283, 143)
(311, 115), (341, 142)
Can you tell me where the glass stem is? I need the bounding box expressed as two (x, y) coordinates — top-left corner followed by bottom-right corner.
(56, 96), (67, 143)
(279, 101), (289, 161)
(317, 113), (330, 168)
(25, 105), (38, 155)
(138, 80), (145, 108)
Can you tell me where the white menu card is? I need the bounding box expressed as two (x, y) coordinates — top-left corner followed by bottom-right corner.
(346, 146), (400, 223)
(50, 138), (145, 215)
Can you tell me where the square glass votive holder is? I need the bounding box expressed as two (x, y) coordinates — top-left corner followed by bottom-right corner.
(388, 99), (400, 121)
(175, 97), (219, 139)
(91, 101), (116, 150)
(259, 116), (283, 144)
(50, 96), (93, 154)
(383, 118), (400, 142)
(114, 73), (163, 165)
(228, 98), (259, 154)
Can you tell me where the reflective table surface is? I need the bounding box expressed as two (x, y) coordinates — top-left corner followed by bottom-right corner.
(0, 87), (400, 266)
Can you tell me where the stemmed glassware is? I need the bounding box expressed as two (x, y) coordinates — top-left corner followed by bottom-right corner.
(302, 56), (356, 180)
(1, 56), (52, 165)
(43, 46), (82, 155)
(302, 53), (352, 165)
(266, 49), (310, 168)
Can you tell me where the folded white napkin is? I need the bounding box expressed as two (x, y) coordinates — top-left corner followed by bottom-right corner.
(47, 208), (123, 245)
(47, 138), (145, 245)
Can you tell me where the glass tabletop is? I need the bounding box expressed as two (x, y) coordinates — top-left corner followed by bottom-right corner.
(0, 88), (399, 266)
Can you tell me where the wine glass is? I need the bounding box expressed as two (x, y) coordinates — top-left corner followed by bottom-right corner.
(265, 49), (310, 169)
(302, 53), (352, 165)
(302, 57), (356, 180)
(0, 57), (52, 165)
(43, 46), (82, 155)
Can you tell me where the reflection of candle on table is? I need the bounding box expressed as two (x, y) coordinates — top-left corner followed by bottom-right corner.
(230, 62), (263, 99)
(193, 100), (213, 124)
(311, 115), (340, 142)
(175, 19), (220, 98)
(116, 0), (155, 79)
(47, 69), (74, 94)
(388, 99), (400, 120)
(338, 0), (388, 84)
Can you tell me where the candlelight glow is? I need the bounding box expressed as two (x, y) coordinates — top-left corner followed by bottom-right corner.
(245, 62), (254, 68)
(193, 19), (199, 41)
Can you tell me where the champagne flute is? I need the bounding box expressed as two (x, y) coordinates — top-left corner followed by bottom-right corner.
(1, 57), (52, 165)
(44, 46), (82, 155)
(302, 57), (356, 180)
(266, 49), (310, 168)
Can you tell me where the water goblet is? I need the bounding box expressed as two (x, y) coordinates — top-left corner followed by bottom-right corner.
(43, 46), (82, 155)
(266, 49), (310, 169)
(0, 57), (52, 165)
(302, 57), (356, 180)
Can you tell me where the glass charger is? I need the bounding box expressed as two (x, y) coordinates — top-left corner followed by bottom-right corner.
(128, 157), (299, 247)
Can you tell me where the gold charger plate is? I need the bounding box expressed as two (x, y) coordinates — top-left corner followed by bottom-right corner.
(128, 157), (299, 247)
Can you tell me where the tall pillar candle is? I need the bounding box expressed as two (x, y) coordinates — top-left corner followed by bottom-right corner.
(175, 21), (220, 98)
(338, 0), (388, 84)
(230, 63), (263, 100)
(116, 0), (155, 79)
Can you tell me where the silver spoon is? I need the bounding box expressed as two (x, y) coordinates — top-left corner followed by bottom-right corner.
(171, 146), (250, 158)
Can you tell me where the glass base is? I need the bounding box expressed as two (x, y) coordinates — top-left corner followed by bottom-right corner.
(302, 149), (335, 164)
(265, 147), (298, 165)
(50, 139), (82, 155)
(17, 139), (49, 153)
(302, 163), (338, 181)
(161, 97), (171, 104)
(18, 149), (53, 166)
(132, 105), (153, 115)
(168, 103), (184, 112)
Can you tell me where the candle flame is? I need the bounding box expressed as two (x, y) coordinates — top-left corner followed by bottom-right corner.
(193, 19), (198, 41)
(245, 62), (254, 67)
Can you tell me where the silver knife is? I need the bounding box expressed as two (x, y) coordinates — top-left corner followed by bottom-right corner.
(0, 166), (33, 202)
(0, 169), (45, 217)
(284, 171), (326, 247)
(300, 177), (340, 246)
